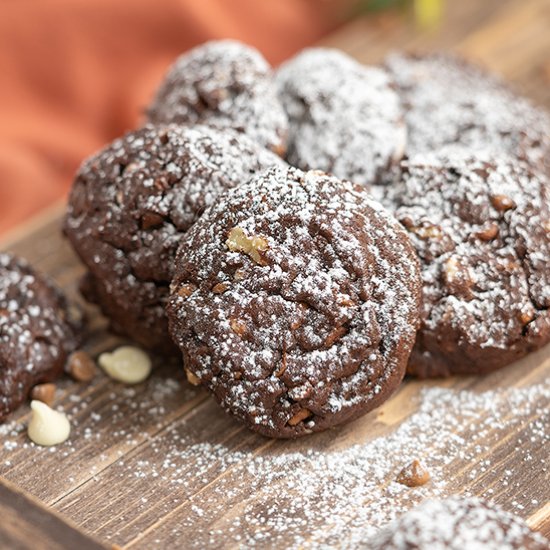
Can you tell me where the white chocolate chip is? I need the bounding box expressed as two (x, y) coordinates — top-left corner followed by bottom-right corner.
(98, 346), (152, 384)
(27, 400), (71, 446)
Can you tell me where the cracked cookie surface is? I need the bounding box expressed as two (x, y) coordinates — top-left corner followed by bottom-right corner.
(276, 48), (406, 187)
(388, 152), (550, 377)
(0, 254), (83, 421)
(167, 166), (421, 438)
(147, 40), (288, 156)
(64, 124), (283, 354)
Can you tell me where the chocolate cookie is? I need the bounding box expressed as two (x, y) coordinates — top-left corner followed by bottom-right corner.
(367, 497), (549, 550)
(167, 166), (421, 438)
(385, 52), (550, 177)
(64, 124), (284, 354)
(387, 152), (550, 377)
(0, 253), (83, 421)
(147, 40), (288, 156)
(276, 48), (406, 187)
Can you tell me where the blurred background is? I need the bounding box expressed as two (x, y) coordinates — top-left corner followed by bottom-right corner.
(1, 0), (549, 236)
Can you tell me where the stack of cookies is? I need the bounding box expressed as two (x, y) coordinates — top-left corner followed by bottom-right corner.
(63, 41), (550, 438)
(3, 41), (549, 440)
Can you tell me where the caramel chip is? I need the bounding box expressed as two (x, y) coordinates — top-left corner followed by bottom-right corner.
(30, 383), (56, 407)
(474, 222), (499, 241)
(67, 350), (97, 382)
(490, 194), (516, 212)
(396, 459), (431, 487)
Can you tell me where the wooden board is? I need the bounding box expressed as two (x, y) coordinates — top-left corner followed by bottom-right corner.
(1, 0), (550, 547)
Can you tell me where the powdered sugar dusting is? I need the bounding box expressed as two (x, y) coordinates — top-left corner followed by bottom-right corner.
(386, 151), (550, 376)
(367, 496), (549, 549)
(168, 166), (421, 436)
(104, 378), (548, 548)
(0, 363), (547, 547)
(276, 48), (406, 186)
(0, 253), (81, 419)
(147, 40), (288, 154)
(385, 52), (550, 176)
(64, 124), (283, 352)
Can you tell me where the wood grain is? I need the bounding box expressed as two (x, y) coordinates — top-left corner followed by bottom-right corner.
(1, 0), (549, 547)
(0, 477), (105, 550)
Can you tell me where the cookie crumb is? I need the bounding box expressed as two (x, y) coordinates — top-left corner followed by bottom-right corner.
(396, 459), (431, 487)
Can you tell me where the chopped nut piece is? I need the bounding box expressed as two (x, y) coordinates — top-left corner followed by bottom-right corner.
(411, 223), (442, 240)
(474, 222), (499, 241)
(234, 268), (247, 281)
(141, 211), (164, 230)
(98, 346), (152, 384)
(226, 227), (269, 265)
(490, 194), (516, 211)
(442, 256), (473, 297)
(443, 256), (460, 283)
(67, 350), (97, 382)
(230, 318), (248, 337)
(518, 308), (536, 325)
(212, 282), (229, 294)
(185, 368), (201, 386)
(396, 459), (431, 487)
(27, 400), (70, 447)
(287, 408), (313, 426)
(177, 284), (197, 298)
(274, 348), (287, 378)
(30, 383), (56, 406)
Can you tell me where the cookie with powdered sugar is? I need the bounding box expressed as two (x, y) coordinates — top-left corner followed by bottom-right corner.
(367, 496), (549, 550)
(64, 124), (284, 354)
(167, 166), (421, 438)
(147, 40), (289, 156)
(385, 52), (550, 177)
(276, 48), (406, 187)
(388, 152), (550, 377)
(0, 254), (83, 421)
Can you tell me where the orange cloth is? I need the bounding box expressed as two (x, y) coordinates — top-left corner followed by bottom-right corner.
(0, 0), (342, 235)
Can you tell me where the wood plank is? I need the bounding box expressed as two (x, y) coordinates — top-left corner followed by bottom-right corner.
(1, 0), (549, 547)
(0, 477), (105, 550)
